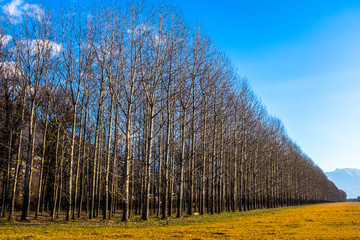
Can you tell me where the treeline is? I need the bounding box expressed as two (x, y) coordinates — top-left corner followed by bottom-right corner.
(0, 1), (346, 221)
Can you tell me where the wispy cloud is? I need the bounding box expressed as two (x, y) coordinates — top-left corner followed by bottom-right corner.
(3, 0), (23, 18)
(0, 34), (12, 45)
(127, 23), (167, 46)
(20, 39), (62, 57)
(21, 2), (44, 20)
(0, 61), (19, 78)
(2, 0), (44, 23)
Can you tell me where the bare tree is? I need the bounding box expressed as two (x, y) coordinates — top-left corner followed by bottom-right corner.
(0, 0), (345, 222)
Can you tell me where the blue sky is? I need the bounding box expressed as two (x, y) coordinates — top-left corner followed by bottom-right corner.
(173, 0), (360, 172)
(2, 0), (360, 172)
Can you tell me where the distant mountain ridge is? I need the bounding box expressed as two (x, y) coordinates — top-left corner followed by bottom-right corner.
(325, 168), (360, 199)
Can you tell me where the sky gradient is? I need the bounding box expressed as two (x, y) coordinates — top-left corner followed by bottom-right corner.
(2, 0), (359, 172)
(175, 0), (360, 172)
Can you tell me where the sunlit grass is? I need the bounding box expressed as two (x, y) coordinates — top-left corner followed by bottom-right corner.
(0, 202), (359, 239)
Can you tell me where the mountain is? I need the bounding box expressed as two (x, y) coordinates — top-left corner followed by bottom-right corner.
(325, 168), (360, 199)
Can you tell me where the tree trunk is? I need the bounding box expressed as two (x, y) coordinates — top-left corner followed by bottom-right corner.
(177, 108), (186, 218)
(21, 104), (36, 221)
(142, 104), (154, 221)
(104, 95), (113, 220)
(51, 126), (61, 219)
(8, 128), (22, 220)
(74, 106), (84, 219)
(162, 105), (171, 219)
(35, 105), (49, 219)
(66, 104), (77, 221)
(122, 103), (132, 221)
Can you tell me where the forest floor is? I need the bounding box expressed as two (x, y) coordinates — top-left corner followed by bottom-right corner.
(0, 202), (359, 239)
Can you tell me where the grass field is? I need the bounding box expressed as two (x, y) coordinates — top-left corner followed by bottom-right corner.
(0, 202), (359, 239)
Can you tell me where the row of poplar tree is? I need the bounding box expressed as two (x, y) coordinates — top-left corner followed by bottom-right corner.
(0, 1), (346, 221)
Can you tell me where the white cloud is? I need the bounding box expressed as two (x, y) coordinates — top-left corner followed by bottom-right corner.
(20, 39), (62, 57)
(2, 0), (44, 23)
(1, 39), (62, 79)
(34, 40), (63, 56)
(153, 32), (166, 46)
(127, 23), (167, 46)
(21, 2), (44, 21)
(2, 0), (23, 17)
(0, 34), (12, 45)
(127, 23), (152, 36)
(0, 61), (21, 79)
(45, 40), (63, 56)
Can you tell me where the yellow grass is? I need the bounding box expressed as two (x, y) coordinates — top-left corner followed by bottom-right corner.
(0, 202), (359, 239)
